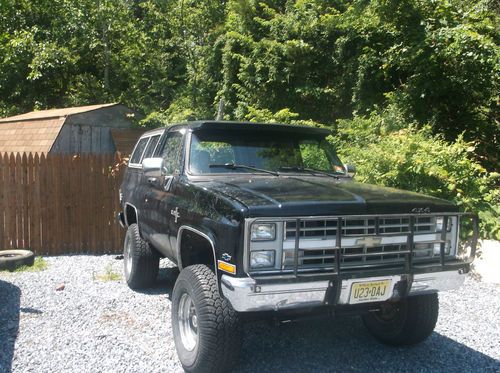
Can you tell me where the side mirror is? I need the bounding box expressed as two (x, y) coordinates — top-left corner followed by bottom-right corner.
(142, 157), (164, 178)
(344, 163), (356, 178)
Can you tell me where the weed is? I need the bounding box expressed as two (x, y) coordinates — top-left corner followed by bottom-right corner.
(12, 257), (48, 272)
(95, 264), (122, 282)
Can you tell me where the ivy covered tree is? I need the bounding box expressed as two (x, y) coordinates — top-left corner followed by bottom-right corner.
(218, 0), (498, 168)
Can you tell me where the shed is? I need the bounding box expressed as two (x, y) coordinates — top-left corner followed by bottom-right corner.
(0, 103), (146, 156)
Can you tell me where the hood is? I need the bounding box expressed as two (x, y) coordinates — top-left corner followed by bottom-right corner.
(192, 176), (457, 217)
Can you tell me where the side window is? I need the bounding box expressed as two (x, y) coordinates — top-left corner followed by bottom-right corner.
(142, 135), (160, 159)
(130, 137), (149, 165)
(160, 132), (183, 175)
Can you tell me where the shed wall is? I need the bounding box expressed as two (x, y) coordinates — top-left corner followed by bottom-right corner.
(50, 105), (141, 154)
(51, 125), (115, 153)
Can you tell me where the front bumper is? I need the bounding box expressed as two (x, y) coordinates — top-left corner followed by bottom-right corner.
(221, 270), (467, 312)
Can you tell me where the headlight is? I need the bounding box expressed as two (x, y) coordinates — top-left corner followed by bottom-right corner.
(251, 223), (276, 241)
(250, 251), (275, 269)
(436, 217), (452, 232)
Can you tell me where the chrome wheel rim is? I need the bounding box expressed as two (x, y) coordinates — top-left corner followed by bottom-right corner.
(178, 293), (198, 351)
(124, 235), (133, 275)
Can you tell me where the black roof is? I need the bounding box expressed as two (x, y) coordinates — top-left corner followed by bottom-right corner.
(167, 120), (331, 135)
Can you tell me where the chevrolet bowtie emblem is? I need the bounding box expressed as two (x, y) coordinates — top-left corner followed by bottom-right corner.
(355, 237), (382, 247)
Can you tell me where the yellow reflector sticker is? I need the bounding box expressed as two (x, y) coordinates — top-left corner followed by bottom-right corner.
(217, 260), (236, 275)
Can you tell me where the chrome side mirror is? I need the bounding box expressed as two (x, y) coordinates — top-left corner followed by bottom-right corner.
(344, 163), (356, 178)
(142, 157), (164, 178)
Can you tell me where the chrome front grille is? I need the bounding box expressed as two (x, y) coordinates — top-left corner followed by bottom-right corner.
(287, 243), (437, 272)
(285, 217), (436, 240)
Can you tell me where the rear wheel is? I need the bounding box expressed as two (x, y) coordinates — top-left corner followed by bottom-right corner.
(123, 223), (159, 289)
(362, 293), (439, 346)
(172, 264), (241, 373)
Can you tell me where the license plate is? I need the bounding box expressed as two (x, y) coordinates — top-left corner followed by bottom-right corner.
(349, 280), (392, 304)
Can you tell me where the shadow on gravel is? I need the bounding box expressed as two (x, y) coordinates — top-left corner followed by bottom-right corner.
(136, 267), (179, 298)
(0, 279), (21, 373)
(237, 316), (500, 372)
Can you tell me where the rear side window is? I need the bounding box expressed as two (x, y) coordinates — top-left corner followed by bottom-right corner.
(130, 137), (149, 165)
(142, 135), (160, 159)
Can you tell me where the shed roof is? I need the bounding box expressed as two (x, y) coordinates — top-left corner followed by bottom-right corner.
(0, 103), (118, 123)
(0, 103), (136, 154)
(0, 118), (66, 153)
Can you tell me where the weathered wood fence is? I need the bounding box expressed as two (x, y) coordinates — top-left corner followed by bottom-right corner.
(0, 153), (125, 255)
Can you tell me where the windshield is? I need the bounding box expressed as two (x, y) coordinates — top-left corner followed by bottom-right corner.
(188, 129), (345, 175)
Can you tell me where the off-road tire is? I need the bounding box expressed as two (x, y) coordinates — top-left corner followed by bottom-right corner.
(172, 264), (241, 373)
(0, 250), (35, 271)
(123, 223), (159, 289)
(362, 293), (439, 346)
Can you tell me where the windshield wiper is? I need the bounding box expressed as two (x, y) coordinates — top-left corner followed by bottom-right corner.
(278, 166), (340, 179)
(209, 163), (279, 176)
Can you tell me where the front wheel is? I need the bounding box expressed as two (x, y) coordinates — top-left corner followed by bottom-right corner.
(172, 265), (241, 373)
(362, 293), (439, 346)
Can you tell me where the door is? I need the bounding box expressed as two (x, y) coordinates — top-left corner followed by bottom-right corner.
(141, 131), (184, 260)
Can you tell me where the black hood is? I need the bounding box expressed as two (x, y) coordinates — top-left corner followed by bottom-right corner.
(192, 176), (457, 217)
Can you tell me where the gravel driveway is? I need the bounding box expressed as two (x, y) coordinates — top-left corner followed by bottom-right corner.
(1, 255), (499, 373)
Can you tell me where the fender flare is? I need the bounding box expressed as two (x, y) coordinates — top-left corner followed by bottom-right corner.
(124, 202), (139, 227)
(176, 225), (218, 279)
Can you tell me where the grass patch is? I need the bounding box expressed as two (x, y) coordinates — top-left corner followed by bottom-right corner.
(12, 257), (48, 272)
(95, 264), (122, 282)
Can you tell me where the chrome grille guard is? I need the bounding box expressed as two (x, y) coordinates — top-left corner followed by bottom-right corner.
(244, 213), (478, 279)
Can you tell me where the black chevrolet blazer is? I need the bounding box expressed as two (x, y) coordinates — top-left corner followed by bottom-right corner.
(118, 121), (478, 373)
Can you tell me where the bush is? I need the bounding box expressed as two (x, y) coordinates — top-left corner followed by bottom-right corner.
(333, 112), (499, 239)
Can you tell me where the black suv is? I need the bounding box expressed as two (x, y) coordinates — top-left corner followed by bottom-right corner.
(118, 121), (477, 373)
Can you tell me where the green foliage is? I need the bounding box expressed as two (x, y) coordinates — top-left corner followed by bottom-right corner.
(1, 0), (497, 164)
(0, 0), (186, 115)
(245, 107), (299, 123)
(140, 111), (172, 128)
(334, 110), (500, 239)
(219, 0), (499, 169)
(244, 106), (325, 128)
(0, 0), (498, 237)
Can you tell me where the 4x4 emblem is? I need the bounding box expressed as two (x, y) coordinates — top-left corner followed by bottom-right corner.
(355, 237), (382, 248)
(171, 207), (180, 223)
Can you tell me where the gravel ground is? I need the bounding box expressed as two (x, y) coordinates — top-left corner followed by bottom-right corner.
(1, 255), (499, 373)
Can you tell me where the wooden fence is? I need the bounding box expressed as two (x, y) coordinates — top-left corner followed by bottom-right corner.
(0, 152), (125, 255)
